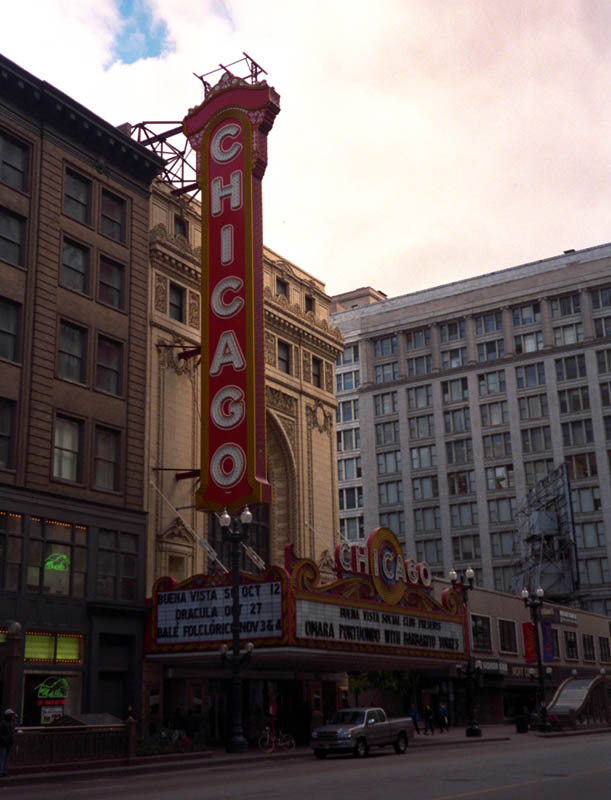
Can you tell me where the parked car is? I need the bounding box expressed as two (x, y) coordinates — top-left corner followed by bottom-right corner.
(310, 707), (415, 758)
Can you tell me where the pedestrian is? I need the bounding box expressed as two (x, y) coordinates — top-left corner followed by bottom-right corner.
(0, 709), (15, 777)
(437, 703), (449, 732)
(409, 707), (420, 734)
(423, 705), (434, 735)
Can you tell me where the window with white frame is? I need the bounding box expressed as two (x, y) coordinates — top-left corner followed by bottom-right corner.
(488, 497), (516, 524)
(514, 330), (543, 354)
(597, 347), (611, 374)
(574, 521), (605, 549)
(337, 344), (359, 365)
(490, 530), (518, 558)
(555, 354), (586, 381)
(448, 470), (476, 496)
(338, 456), (362, 480)
(516, 362), (546, 388)
(521, 425), (552, 453)
(475, 312), (503, 334)
(340, 516), (364, 541)
(377, 450), (401, 475)
(337, 427), (360, 451)
(411, 445), (436, 469)
(444, 407), (471, 434)
(524, 458), (554, 486)
(374, 334), (398, 357)
(453, 534), (481, 562)
(374, 391), (398, 415)
(594, 315), (611, 338)
(486, 464), (514, 491)
(405, 328), (430, 350)
(375, 420), (399, 445)
(483, 432), (512, 459)
(409, 414), (435, 439)
(407, 384), (432, 409)
(582, 631), (598, 664)
(375, 361), (399, 383)
(471, 614), (492, 649)
(564, 630), (578, 659)
(446, 438), (473, 465)
(407, 354), (432, 376)
(416, 538), (443, 564)
(450, 502), (478, 528)
(579, 557), (610, 586)
(53, 416), (82, 482)
(554, 322), (584, 346)
(414, 506), (440, 531)
(519, 393), (548, 420)
(441, 347), (468, 369)
(498, 618), (518, 652)
(477, 338), (505, 362)
(551, 293), (581, 318)
(480, 400), (508, 427)
(571, 486), (601, 513)
(512, 302), (541, 326)
(336, 370), (360, 392)
(601, 379), (611, 408)
(412, 475), (439, 500)
(337, 399), (359, 423)
(565, 452), (597, 480)
(439, 319), (466, 342)
(379, 511), (405, 535)
(599, 636), (611, 662)
(442, 377), (468, 404)
(561, 418), (593, 447)
(378, 480), (404, 505)
(590, 285), (611, 310)
(339, 486), (363, 509)
(478, 369), (506, 396)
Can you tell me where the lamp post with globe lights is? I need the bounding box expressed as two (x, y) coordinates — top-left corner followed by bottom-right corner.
(521, 586), (552, 732)
(449, 566), (482, 737)
(219, 506), (255, 752)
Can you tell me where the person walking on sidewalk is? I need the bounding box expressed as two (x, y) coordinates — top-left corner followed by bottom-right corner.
(409, 708), (420, 734)
(437, 703), (449, 733)
(423, 705), (434, 735)
(0, 709), (16, 777)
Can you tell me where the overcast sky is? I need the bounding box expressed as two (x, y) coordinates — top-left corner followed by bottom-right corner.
(3, 1), (611, 298)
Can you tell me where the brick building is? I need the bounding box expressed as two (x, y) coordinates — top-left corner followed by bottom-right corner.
(0, 54), (162, 722)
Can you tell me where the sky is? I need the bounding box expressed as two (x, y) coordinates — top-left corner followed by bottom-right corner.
(3, 0), (611, 298)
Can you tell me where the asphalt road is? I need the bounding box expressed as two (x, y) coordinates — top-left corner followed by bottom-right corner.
(3, 733), (611, 800)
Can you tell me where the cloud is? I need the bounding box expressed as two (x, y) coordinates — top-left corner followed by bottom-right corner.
(3, 0), (611, 297)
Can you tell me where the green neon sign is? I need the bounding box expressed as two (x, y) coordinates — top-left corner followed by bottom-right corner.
(35, 677), (69, 700)
(44, 553), (70, 571)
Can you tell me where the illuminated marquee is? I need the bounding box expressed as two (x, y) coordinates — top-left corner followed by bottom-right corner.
(184, 72), (280, 512)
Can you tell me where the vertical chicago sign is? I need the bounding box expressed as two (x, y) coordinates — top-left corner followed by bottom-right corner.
(184, 72), (280, 512)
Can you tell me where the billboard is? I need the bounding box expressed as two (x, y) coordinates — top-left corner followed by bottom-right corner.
(184, 72), (280, 512)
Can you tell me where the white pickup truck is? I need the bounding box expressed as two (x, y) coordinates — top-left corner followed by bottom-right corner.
(310, 707), (415, 759)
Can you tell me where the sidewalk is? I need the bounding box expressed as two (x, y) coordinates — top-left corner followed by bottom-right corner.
(3, 723), (610, 786)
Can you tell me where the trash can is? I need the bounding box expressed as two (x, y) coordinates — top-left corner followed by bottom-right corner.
(515, 715), (529, 733)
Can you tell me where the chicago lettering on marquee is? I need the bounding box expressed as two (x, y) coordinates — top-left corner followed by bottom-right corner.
(184, 72), (280, 512)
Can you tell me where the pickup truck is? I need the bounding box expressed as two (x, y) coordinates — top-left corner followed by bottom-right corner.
(310, 707), (415, 758)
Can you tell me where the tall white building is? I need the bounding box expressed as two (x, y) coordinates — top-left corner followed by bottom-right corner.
(332, 244), (611, 614)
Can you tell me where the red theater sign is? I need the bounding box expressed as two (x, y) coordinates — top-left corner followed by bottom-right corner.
(184, 72), (280, 512)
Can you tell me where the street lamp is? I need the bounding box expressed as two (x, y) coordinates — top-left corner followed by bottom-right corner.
(450, 566), (482, 737)
(219, 506), (254, 753)
(521, 587), (552, 732)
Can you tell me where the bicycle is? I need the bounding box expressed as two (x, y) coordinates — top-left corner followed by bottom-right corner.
(257, 725), (296, 753)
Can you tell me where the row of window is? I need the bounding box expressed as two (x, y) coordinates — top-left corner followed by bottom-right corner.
(274, 276), (316, 315)
(368, 293), (610, 360)
(471, 612), (611, 664)
(276, 339), (324, 388)
(0, 401), (121, 492)
(0, 511), (137, 601)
